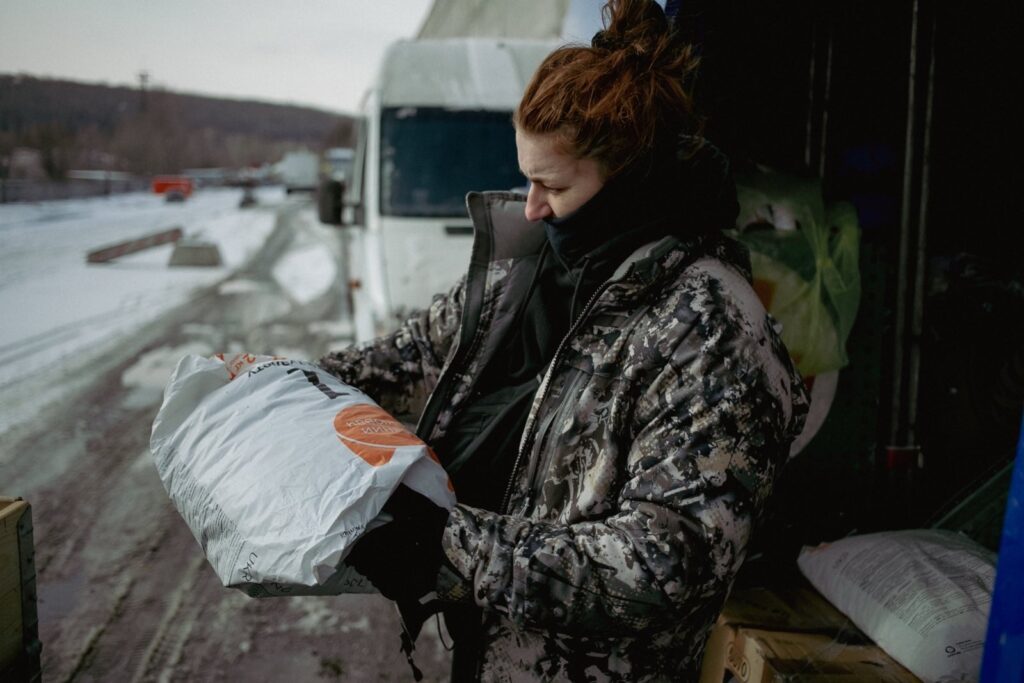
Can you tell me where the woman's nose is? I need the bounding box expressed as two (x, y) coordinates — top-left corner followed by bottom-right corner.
(524, 185), (552, 221)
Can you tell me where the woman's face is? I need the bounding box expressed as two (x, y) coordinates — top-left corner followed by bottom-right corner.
(516, 129), (605, 222)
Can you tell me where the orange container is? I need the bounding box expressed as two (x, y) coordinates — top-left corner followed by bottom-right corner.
(151, 176), (194, 197)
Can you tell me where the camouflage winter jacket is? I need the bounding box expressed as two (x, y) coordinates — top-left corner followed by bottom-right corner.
(319, 192), (808, 682)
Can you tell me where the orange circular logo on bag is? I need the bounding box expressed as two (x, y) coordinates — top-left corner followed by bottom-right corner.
(333, 404), (422, 466)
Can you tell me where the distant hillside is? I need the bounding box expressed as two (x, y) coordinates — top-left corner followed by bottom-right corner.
(0, 74), (355, 178)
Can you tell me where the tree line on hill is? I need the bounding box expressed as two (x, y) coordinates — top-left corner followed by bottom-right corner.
(0, 74), (356, 180)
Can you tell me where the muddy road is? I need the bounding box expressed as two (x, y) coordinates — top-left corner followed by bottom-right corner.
(0, 201), (452, 682)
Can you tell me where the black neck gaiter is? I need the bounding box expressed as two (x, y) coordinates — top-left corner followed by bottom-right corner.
(542, 147), (678, 276)
(542, 136), (739, 274)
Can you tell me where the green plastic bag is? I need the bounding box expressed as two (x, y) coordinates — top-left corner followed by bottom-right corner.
(732, 168), (861, 377)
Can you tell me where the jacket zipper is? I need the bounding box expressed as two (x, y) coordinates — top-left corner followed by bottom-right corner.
(413, 324), (483, 442)
(500, 241), (708, 513)
(499, 281), (613, 514)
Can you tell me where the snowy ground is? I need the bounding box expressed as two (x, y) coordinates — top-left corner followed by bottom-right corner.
(0, 186), (335, 435)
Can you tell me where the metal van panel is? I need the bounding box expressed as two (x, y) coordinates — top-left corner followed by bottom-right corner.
(379, 38), (559, 109)
(378, 216), (475, 323)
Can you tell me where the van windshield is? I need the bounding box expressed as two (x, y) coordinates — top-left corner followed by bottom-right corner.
(380, 107), (525, 218)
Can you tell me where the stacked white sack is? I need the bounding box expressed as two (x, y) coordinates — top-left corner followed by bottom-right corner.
(798, 529), (994, 683)
(150, 353), (456, 597)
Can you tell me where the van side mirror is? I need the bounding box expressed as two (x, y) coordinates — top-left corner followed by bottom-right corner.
(317, 178), (345, 226)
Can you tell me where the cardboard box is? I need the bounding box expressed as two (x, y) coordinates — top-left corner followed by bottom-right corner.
(718, 586), (861, 633)
(700, 585), (920, 682)
(726, 628), (920, 682)
(1, 497), (41, 683)
(701, 585), (862, 682)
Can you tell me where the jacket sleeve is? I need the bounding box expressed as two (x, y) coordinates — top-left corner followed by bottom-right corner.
(435, 317), (806, 635)
(317, 276), (466, 422)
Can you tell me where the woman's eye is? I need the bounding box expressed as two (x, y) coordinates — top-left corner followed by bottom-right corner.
(531, 181), (563, 194)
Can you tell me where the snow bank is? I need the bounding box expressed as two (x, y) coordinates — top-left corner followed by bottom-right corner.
(272, 211), (338, 305)
(0, 187), (282, 435)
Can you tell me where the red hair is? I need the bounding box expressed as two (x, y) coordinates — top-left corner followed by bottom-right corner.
(515, 0), (701, 177)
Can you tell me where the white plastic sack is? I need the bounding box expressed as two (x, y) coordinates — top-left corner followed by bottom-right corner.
(150, 353), (456, 597)
(798, 529), (995, 683)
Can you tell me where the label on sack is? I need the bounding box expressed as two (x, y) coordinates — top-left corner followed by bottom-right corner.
(150, 353), (455, 597)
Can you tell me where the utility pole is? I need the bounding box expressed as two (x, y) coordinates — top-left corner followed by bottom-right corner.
(139, 70), (150, 113)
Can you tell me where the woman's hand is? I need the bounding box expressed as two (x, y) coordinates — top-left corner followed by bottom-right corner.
(346, 485), (449, 602)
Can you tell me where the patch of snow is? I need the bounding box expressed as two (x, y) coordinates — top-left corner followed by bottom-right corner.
(272, 243), (336, 305)
(121, 340), (216, 409)
(271, 211), (338, 306)
(308, 320), (355, 338)
(339, 615), (370, 633)
(218, 279), (269, 295)
(181, 323), (221, 337)
(287, 597), (342, 633)
(0, 188), (279, 435)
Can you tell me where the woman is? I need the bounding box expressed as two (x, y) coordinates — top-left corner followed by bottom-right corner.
(325, 1), (808, 680)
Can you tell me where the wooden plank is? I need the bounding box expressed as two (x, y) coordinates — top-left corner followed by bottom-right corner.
(86, 226), (184, 263)
(0, 497), (40, 682)
(0, 499), (27, 669)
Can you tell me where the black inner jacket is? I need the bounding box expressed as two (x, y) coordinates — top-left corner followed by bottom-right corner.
(436, 136), (738, 512)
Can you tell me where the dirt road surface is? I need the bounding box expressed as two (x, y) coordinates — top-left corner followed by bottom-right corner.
(0, 201), (453, 682)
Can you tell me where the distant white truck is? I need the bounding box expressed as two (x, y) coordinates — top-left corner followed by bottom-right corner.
(318, 37), (558, 341)
(323, 147), (355, 183)
(278, 150), (319, 194)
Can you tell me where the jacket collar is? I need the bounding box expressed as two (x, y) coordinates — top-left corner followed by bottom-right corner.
(466, 192), (751, 293)
(609, 231), (752, 289)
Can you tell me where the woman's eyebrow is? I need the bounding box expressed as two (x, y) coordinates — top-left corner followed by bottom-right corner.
(520, 168), (557, 184)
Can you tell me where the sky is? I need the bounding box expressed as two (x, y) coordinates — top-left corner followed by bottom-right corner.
(0, 0), (435, 114)
(0, 1), (614, 114)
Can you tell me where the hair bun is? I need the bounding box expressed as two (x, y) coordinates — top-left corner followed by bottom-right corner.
(516, 0), (702, 177)
(591, 30), (628, 52)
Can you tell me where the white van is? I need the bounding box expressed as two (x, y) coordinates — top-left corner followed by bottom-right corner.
(319, 38), (558, 341)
